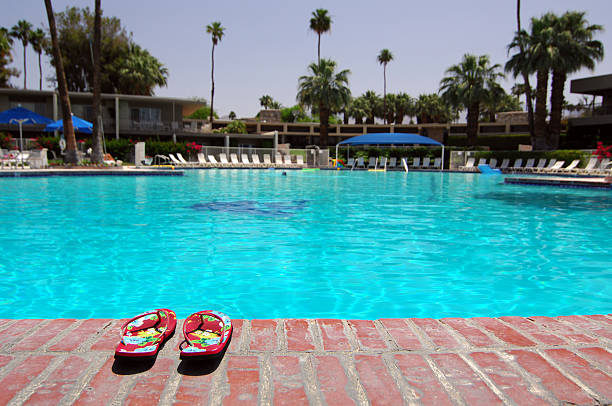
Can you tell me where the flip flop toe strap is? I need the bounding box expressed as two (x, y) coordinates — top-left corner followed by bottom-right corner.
(180, 312), (224, 351)
(120, 310), (168, 346)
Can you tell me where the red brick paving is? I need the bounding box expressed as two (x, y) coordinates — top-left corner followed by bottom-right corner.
(0, 315), (610, 405)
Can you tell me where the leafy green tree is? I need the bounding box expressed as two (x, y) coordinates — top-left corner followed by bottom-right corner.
(309, 9), (332, 64)
(393, 93), (416, 124)
(481, 89), (522, 122)
(10, 20), (33, 89)
(44, 0), (78, 164)
(297, 59), (351, 147)
(187, 105), (217, 120)
(415, 94), (452, 124)
(0, 28), (18, 87)
(377, 49), (393, 124)
(440, 54), (504, 145)
(118, 44), (168, 95)
(29, 28), (45, 90)
(348, 96), (368, 124)
(228, 111), (236, 120)
(218, 120), (247, 134)
(382, 93), (396, 124)
(206, 21), (225, 126)
(281, 105), (311, 123)
(548, 11), (603, 148)
(361, 90), (380, 123)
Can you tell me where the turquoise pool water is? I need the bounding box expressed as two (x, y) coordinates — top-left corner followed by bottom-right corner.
(1, 170), (611, 319)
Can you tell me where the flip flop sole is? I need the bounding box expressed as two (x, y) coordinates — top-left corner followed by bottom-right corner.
(115, 309), (176, 359)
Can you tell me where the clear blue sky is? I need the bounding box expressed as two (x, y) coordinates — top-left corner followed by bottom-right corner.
(2, 0), (611, 118)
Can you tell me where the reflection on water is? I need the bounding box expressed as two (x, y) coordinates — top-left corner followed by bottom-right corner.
(475, 191), (612, 211)
(190, 199), (309, 217)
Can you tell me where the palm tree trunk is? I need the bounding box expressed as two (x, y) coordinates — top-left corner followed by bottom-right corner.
(466, 102), (479, 145)
(210, 44), (215, 126)
(38, 52), (42, 90)
(23, 44), (27, 89)
(516, 0), (535, 144)
(317, 34), (321, 64)
(319, 102), (329, 147)
(534, 69), (549, 150)
(549, 69), (566, 149)
(91, 0), (104, 164)
(44, 0), (78, 164)
(383, 65), (387, 124)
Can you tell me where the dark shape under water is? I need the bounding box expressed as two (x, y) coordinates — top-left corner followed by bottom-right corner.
(189, 200), (308, 217)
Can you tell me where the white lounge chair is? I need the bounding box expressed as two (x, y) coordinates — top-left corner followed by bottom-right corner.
(208, 155), (220, 167)
(534, 159), (557, 174)
(219, 153), (233, 167)
(378, 157), (387, 169)
(252, 154), (264, 167)
(593, 158), (611, 175)
(459, 157), (475, 171)
(177, 153), (192, 166)
(230, 153), (241, 167)
(283, 154), (293, 167)
(519, 158), (535, 173)
(432, 157), (441, 169)
(168, 154), (183, 166)
(241, 154), (252, 167)
(540, 160), (565, 173)
(477, 158), (487, 167)
(356, 157), (365, 168)
(499, 159), (510, 171)
(576, 157), (598, 174)
(367, 157), (376, 169)
(275, 153), (284, 167)
(558, 159), (581, 173)
(509, 158), (523, 172)
(526, 158), (547, 173)
(197, 153), (209, 167)
(489, 158), (497, 169)
(347, 157), (355, 169)
(388, 157), (397, 169)
(421, 157), (431, 169)
(263, 154), (274, 167)
(296, 155), (305, 167)
(411, 157), (420, 168)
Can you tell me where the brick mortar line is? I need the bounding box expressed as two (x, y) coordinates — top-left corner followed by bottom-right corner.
(308, 319), (324, 352)
(240, 319), (251, 352)
(3, 320), (52, 352)
(58, 353), (109, 406)
(457, 352), (515, 405)
(338, 352), (369, 406)
(301, 353), (323, 406)
(208, 354), (231, 405)
(0, 354), (28, 382)
(422, 353), (467, 406)
(276, 318), (287, 352)
(0, 320), (18, 335)
(491, 317), (556, 348)
(535, 348), (604, 403)
(437, 319), (473, 350)
(110, 364), (139, 406)
(441, 317), (505, 348)
(402, 319), (436, 350)
(381, 352), (419, 405)
(7, 353), (65, 406)
(495, 350), (559, 404)
(557, 315), (612, 344)
(259, 353), (273, 405)
(573, 347), (612, 375)
(77, 319), (115, 352)
(156, 358), (181, 406)
(372, 320), (399, 351)
(38, 319), (84, 351)
(342, 319), (361, 351)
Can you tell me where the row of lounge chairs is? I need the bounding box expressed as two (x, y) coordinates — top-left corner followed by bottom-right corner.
(165, 152), (305, 169)
(347, 156), (442, 170)
(459, 157), (612, 175)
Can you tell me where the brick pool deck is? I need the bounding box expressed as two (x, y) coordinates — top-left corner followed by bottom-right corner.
(0, 316), (611, 405)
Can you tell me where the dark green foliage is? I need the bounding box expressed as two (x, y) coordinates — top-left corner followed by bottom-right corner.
(187, 106), (217, 120)
(215, 120), (247, 134)
(0, 132), (13, 149)
(447, 134), (532, 150)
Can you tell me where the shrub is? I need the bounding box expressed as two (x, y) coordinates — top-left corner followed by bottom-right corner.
(0, 132), (14, 149)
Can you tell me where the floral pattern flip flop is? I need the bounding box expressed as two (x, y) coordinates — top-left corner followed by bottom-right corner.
(115, 309), (176, 358)
(180, 310), (232, 359)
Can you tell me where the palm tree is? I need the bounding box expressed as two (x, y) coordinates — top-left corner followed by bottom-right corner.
(206, 21), (225, 126)
(0, 28), (19, 88)
(440, 54), (504, 145)
(548, 11), (603, 148)
(10, 20), (33, 89)
(259, 95), (273, 109)
(118, 45), (169, 95)
(362, 90), (380, 124)
(416, 94), (452, 124)
(309, 9), (332, 64)
(29, 29), (45, 90)
(377, 49), (393, 124)
(297, 59), (350, 147)
(91, 0), (104, 164)
(394, 93), (415, 124)
(44, 0), (78, 164)
(514, 0), (535, 141)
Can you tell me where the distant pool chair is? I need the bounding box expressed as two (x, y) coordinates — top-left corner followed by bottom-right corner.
(296, 155), (305, 167)
(459, 157), (475, 171)
(489, 158), (497, 169)
(388, 157), (397, 169)
(263, 154), (273, 167)
(207, 155), (220, 167)
(346, 157), (355, 169)
(356, 157), (365, 168)
(526, 158), (547, 173)
(177, 153), (193, 167)
(499, 159), (510, 171)
(252, 154), (264, 167)
(411, 157), (420, 168)
(367, 157), (376, 168)
(421, 157), (431, 169)
(432, 157), (441, 169)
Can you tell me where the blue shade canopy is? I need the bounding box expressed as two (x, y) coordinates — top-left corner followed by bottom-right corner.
(0, 106), (54, 125)
(45, 115), (93, 134)
(338, 133), (443, 146)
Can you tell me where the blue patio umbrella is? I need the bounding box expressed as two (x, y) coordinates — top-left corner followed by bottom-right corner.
(45, 114), (93, 134)
(0, 106), (54, 164)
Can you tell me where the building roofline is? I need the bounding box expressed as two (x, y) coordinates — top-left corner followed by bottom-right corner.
(570, 74), (612, 95)
(0, 88), (204, 105)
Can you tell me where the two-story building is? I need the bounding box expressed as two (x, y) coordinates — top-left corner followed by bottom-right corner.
(569, 73), (612, 143)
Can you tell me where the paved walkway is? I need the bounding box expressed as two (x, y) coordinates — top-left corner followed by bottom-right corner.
(0, 315), (611, 405)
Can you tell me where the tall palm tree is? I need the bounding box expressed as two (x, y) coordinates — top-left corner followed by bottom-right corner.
(309, 9), (332, 64)
(440, 54), (504, 145)
(548, 11), (603, 148)
(118, 45), (169, 95)
(394, 93), (415, 124)
(506, 14), (556, 150)
(362, 90), (380, 124)
(29, 28), (45, 90)
(0, 28), (19, 88)
(377, 49), (393, 124)
(10, 20), (33, 89)
(44, 0), (78, 164)
(259, 95), (273, 110)
(297, 59), (350, 147)
(206, 21), (225, 126)
(515, 0), (535, 141)
(91, 0), (104, 164)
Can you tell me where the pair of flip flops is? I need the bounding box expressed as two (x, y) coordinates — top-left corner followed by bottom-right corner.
(114, 309), (232, 360)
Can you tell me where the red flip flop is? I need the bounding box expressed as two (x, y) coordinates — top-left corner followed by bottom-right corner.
(180, 310), (232, 360)
(115, 309), (176, 358)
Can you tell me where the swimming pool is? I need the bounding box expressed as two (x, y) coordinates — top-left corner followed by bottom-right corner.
(1, 170), (610, 319)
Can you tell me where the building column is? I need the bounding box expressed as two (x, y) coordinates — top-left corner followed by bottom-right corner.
(115, 96), (119, 140)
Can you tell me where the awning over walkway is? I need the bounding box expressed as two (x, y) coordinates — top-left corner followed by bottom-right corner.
(337, 132), (442, 146)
